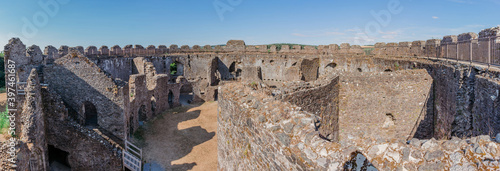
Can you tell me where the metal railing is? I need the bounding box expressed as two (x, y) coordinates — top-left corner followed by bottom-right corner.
(437, 36), (499, 68)
(123, 140), (142, 171)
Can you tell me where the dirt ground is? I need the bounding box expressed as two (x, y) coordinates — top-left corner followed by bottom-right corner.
(141, 101), (218, 171)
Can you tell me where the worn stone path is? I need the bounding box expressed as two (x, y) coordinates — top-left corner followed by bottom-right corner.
(141, 101), (218, 171)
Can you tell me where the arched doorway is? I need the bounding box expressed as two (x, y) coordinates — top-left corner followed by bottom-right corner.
(151, 96), (156, 113)
(168, 90), (174, 107)
(83, 101), (98, 126)
(138, 105), (147, 126)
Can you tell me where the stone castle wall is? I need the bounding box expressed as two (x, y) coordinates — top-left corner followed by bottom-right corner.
(373, 26), (500, 65)
(3, 25), (500, 170)
(218, 82), (500, 170)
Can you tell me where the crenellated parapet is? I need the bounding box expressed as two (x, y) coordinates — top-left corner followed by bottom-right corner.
(23, 26), (500, 65)
(410, 40), (426, 56)
(457, 32), (478, 61)
(26, 45), (44, 65)
(46, 40), (367, 57)
(59, 45), (69, 57)
(440, 35), (458, 58)
(99, 45), (109, 56)
(44, 45), (59, 61)
(85, 46), (98, 56)
(372, 26), (500, 65)
(110, 45), (122, 56)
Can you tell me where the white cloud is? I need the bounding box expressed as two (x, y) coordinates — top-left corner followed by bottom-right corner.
(432, 16), (439, 19)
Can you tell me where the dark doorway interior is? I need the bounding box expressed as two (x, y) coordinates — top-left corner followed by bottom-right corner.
(48, 145), (71, 169)
(83, 101), (98, 126)
(168, 90), (174, 107)
(214, 89), (218, 101)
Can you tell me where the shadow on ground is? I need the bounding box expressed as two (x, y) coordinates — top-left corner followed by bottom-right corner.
(138, 103), (216, 171)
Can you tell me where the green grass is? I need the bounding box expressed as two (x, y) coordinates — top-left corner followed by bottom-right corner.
(0, 107), (9, 134)
(0, 52), (4, 90)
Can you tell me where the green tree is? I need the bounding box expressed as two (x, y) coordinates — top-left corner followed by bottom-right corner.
(170, 62), (177, 75)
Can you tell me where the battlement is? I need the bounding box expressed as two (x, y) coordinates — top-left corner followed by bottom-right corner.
(372, 26), (500, 65)
(31, 41), (368, 59)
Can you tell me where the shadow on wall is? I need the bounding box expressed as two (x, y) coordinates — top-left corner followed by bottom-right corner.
(43, 56), (125, 139)
(343, 151), (377, 171)
(408, 83), (435, 140)
(217, 57), (238, 81)
(143, 107), (215, 171)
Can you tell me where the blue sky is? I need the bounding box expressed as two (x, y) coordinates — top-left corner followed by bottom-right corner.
(1, 0), (499, 49)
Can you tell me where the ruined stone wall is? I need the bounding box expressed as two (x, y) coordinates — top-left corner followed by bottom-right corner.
(92, 57), (134, 81)
(472, 75), (500, 137)
(4, 38), (45, 85)
(126, 73), (182, 137)
(42, 88), (122, 170)
(282, 77), (340, 141)
(218, 82), (500, 170)
(0, 68), (122, 170)
(218, 83), (320, 170)
(300, 58), (320, 82)
(43, 49), (126, 138)
(16, 69), (49, 171)
(426, 64), (461, 139)
(339, 70), (433, 141)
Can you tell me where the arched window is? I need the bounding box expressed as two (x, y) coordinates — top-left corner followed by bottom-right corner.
(151, 96), (156, 113)
(168, 90), (174, 107)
